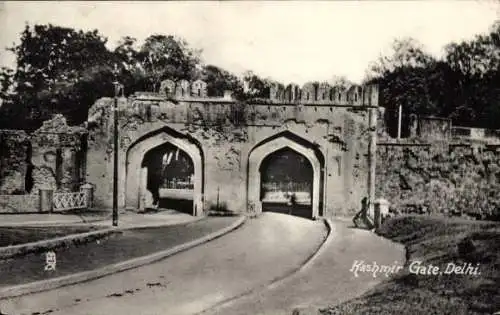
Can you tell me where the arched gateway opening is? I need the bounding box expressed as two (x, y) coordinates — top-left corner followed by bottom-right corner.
(247, 132), (324, 219)
(141, 143), (194, 214)
(125, 129), (203, 216)
(260, 148), (313, 218)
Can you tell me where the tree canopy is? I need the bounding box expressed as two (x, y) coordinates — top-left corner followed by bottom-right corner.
(0, 24), (245, 130)
(368, 23), (500, 136)
(0, 24), (115, 129)
(1, 22), (500, 133)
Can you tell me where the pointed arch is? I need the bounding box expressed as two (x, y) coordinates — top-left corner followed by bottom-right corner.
(247, 131), (324, 219)
(125, 128), (203, 216)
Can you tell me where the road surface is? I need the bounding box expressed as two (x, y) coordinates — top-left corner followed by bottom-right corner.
(1, 213), (327, 315)
(202, 219), (406, 315)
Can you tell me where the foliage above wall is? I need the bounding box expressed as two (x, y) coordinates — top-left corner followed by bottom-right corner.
(368, 22), (500, 135)
(1, 20), (499, 137)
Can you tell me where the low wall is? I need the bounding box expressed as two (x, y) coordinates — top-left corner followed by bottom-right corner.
(0, 185), (93, 214)
(0, 194), (39, 213)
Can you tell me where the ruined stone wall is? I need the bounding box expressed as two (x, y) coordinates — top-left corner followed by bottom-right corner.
(0, 130), (30, 194)
(30, 115), (87, 194)
(0, 115), (87, 210)
(376, 141), (500, 217)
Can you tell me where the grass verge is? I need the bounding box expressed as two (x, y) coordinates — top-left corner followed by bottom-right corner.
(321, 215), (500, 315)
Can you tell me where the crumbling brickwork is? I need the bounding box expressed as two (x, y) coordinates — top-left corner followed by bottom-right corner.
(31, 115), (87, 193)
(377, 141), (500, 217)
(0, 115), (87, 200)
(0, 130), (30, 194)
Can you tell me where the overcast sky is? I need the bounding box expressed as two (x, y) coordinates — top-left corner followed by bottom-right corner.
(0, 1), (499, 84)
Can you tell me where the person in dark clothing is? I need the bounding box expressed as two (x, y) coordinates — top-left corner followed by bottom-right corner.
(352, 197), (374, 229)
(287, 192), (297, 215)
(145, 151), (166, 209)
(147, 171), (161, 208)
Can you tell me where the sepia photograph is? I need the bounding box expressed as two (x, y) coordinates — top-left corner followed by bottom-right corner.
(0, 1), (499, 314)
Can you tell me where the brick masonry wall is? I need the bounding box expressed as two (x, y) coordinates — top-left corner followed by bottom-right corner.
(0, 194), (39, 213)
(0, 115), (86, 200)
(0, 130), (29, 194)
(377, 141), (500, 216)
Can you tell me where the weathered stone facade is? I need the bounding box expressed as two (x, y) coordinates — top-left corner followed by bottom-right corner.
(376, 140), (500, 217)
(0, 115), (87, 212)
(86, 80), (379, 217)
(0, 130), (30, 194)
(3, 78), (500, 218)
(31, 115), (87, 193)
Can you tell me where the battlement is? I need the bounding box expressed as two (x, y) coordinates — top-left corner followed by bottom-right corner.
(158, 79), (210, 99)
(270, 82), (378, 106)
(147, 79), (379, 107)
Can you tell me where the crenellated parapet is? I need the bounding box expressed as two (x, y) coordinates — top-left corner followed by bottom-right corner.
(317, 82), (331, 101)
(283, 84), (301, 103)
(301, 82), (316, 103)
(159, 79), (208, 98)
(152, 79), (379, 107)
(270, 81), (379, 106)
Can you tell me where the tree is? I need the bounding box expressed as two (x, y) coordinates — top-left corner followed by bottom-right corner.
(0, 66), (14, 101)
(1, 24), (116, 129)
(242, 70), (279, 99)
(368, 37), (439, 137)
(113, 36), (148, 94)
(201, 65), (244, 99)
(368, 37), (434, 79)
(139, 35), (201, 92)
(329, 75), (354, 88)
(443, 25), (500, 128)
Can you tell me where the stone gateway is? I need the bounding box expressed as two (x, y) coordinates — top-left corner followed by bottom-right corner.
(85, 80), (380, 218)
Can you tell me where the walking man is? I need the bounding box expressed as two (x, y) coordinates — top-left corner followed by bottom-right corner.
(353, 196), (374, 229)
(287, 192), (297, 216)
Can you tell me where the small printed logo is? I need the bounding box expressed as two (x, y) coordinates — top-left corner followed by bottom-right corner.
(44, 251), (57, 271)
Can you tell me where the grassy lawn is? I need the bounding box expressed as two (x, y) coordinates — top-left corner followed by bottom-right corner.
(0, 226), (104, 247)
(321, 215), (500, 315)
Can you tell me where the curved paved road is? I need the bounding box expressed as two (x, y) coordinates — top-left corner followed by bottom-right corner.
(202, 219), (406, 315)
(1, 213), (327, 315)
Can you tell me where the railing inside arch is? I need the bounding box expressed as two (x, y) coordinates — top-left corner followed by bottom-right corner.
(159, 179), (195, 201)
(262, 182), (311, 192)
(161, 179), (194, 190)
(261, 181), (312, 205)
(53, 191), (87, 211)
